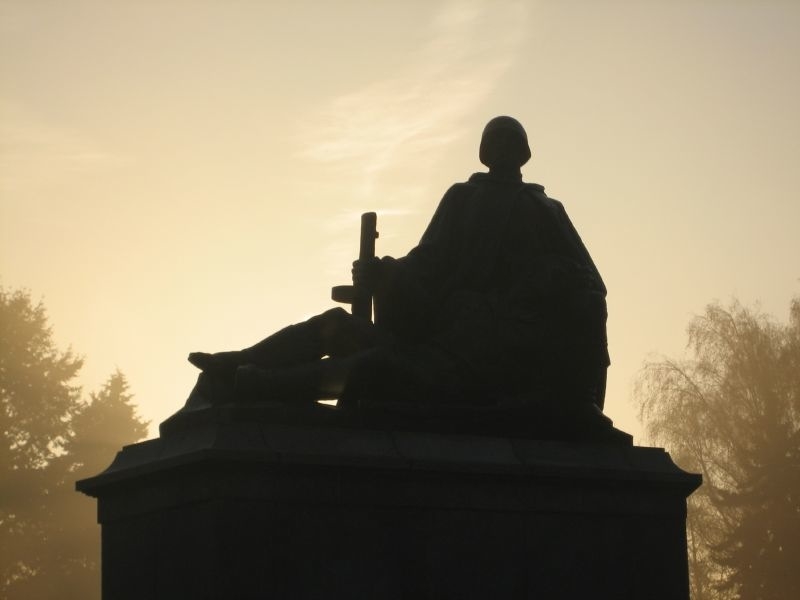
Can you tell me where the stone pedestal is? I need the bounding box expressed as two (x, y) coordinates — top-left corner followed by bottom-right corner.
(77, 405), (700, 600)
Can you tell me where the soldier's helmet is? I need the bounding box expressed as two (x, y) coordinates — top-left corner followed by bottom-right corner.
(479, 116), (531, 169)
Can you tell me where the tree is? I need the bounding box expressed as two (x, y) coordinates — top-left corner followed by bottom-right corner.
(1, 287), (83, 592)
(636, 296), (800, 600)
(0, 287), (149, 599)
(68, 370), (149, 478)
(22, 371), (149, 600)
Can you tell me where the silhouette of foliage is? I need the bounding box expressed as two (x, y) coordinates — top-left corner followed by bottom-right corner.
(0, 287), (148, 599)
(636, 296), (800, 600)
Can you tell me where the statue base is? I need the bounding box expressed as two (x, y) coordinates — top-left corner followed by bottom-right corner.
(77, 404), (700, 599)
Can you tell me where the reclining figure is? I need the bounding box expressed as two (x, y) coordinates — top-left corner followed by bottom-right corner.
(186, 117), (609, 415)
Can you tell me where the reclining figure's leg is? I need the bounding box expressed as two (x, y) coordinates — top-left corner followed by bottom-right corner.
(188, 320), (321, 382)
(188, 307), (375, 377)
(187, 307), (385, 404)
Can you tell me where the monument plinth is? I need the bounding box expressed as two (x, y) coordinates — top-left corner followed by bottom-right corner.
(77, 405), (700, 600)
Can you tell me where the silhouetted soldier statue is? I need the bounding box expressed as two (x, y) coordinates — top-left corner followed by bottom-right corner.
(186, 116), (609, 417)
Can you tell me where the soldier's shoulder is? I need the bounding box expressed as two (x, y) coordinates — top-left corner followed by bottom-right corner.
(521, 182), (558, 203)
(522, 181), (546, 194)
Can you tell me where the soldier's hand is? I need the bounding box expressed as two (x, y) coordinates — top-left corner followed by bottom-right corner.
(352, 257), (384, 292)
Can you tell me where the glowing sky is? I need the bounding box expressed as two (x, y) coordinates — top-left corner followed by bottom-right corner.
(2, 0), (799, 440)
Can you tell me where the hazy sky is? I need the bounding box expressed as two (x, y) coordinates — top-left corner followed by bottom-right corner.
(2, 0), (798, 440)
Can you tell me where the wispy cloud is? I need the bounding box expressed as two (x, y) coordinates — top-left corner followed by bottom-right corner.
(0, 102), (127, 193)
(297, 1), (531, 277)
(299, 0), (530, 200)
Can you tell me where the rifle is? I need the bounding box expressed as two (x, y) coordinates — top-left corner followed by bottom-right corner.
(331, 212), (378, 321)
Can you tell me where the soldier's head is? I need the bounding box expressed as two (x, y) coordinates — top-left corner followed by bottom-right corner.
(479, 116), (531, 172)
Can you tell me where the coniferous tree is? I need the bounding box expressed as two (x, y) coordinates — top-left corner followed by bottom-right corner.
(1, 287), (148, 599)
(37, 371), (148, 600)
(1, 287), (83, 593)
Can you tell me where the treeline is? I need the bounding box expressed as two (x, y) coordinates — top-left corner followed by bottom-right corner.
(1, 286), (148, 599)
(636, 295), (800, 600)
